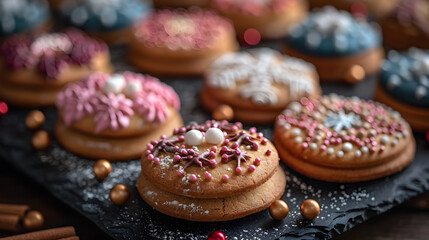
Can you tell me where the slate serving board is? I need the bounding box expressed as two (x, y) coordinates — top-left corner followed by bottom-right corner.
(0, 45), (428, 240)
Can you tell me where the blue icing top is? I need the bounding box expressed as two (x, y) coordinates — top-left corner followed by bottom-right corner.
(0, 0), (49, 37)
(380, 48), (429, 108)
(285, 6), (381, 57)
(60, 0), (150, 32)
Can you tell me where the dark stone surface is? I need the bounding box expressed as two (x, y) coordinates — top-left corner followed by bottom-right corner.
(0, 45), (428, 240)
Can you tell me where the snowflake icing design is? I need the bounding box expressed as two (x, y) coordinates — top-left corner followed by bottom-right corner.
(323, 110), (361, 132)
(207, 48), (316, 105)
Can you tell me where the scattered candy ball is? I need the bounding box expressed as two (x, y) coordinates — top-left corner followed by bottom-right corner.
(184, 129), (204, 146)
(110, 184), (130, 205)
(207, 230), (226, 240)
(103, 74), (126, 94)
(205, 128), (224, 145)
(25, 110), (45, 130)
(32, 130), (50, 150)
(0, 101), (8, 115)
(243, 28), (261, 46)
(93, 159), (112, 181)
(300, 199), (320, 220)
(345, 65), (365, 83)
(269, 200), (289, 220)
(124, 81), (142, 97)
(212, 104), (234, 121)
(22, 210), (44, 230)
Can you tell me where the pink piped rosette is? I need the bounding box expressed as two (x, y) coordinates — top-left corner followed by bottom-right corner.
(56, 71), (180, 133)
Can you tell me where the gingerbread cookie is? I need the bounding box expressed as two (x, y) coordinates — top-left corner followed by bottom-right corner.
(284, 6), (384, 82)
(201, 48), (321, 124)
(381, 0), (429, 50)
(308, 0), (398, 19)
(274, 94), (415, 182)
(0, 29), (112, 107)
(128, 9), (238, 76)
(59, 0), (150, 45)
(54, 71), (182, 161)
(0, 0), (50, 38)
(137, 120), (286, 221)
(210, 0), (308, 39)
(152, 0), (209, 8)
(375, 48), (429, 131)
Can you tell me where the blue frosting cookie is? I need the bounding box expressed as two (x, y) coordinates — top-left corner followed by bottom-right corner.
(0, 0), (49, 37)
(285, 6), (381, 57)
(380, 48), (429, 108)
(60, 0), (150, 32)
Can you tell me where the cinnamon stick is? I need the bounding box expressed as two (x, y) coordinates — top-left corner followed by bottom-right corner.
(0, 204), (29, 218)
(57, 237), (79, 240)
(0, 226), (76, 240)
(0, 214), (20, 232)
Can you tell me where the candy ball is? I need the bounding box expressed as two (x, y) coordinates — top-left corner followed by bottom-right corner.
(184, 130), (203, 146)
(103, 74), (126, 94)
(205, 128), (224, 145)
(25, 110), (45, 130)
(110, 184), (130, 205)
(93, 159), (112, 181)
(124, 81), (142, 97)
(300, 199), (320, 220)
(269, 200), (289, 220)
(22, 210), (44, 230)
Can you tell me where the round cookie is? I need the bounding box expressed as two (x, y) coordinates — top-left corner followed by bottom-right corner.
(140, 121), (280, 199)
(381, 0), (429, 50)
(274, 94), (415, 182)
(128, 8), (238, 76)
(152, 0), (209, 8)
(0, 0), (50, 38)
(54, 71), (183, 161)
(59, 0), (150, 45)
(375, 48), (429, 131)
(210, 0), (308, 39)
(308, 0), (398, 19)
(137, 166), (286, 222)
(201, 48), (321, 124)
(284, 6), (384, 82)
(0, 29), (112, 107)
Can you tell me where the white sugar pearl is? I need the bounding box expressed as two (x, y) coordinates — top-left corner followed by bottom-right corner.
(380, 135), (389, 145)
(337, 150), (344, 158)
(310, 143), (318, 149)
(355, 150), (362, 158)
(294, 136), (303, 143)
(289, 102), (301, 113)
(361, 146), (369, 153)
(343, 142), (353, 152)
(124, 81), (142, 97)
(103, 74), (126, 94)
(327, 147), (334, 154)
(291, 128), (301, 136)
(184, 130), (203, 146)
(392, 139), (398, 146)
(205, 128), (224, 145)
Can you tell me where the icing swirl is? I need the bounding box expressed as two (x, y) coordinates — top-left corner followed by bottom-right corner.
(56, 72), (180, 133)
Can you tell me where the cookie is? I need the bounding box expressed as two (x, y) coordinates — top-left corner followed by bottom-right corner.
(210, 0), (308, 39)
(375, 48), (429, 131)
(284, 6), (384, 82)
(201, 48), (321, 124)
(308, 0), (398, 19)
(54, 71), (183, 161)
(381, 0), (429, 50)
(59, 0), (150, 45)
(137, 120), (286, 221)
(274, 94), (415, 182)
(137, 166), (286, 222)
(152, 0), (209, 8)
(0, 29), (112, 107)
(128, 9), (238, 76)
(0, 0), (50, 38)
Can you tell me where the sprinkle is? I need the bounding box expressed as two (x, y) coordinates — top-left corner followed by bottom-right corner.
(337, 150), (344, 158)
(355, 150), (362, 158)
(380, 135), (389, 144)
(235, 167), (242, 174)
(265, 149), (272, 156)
(222, 174), (229, 182)
(295, 136), (303, 143)
(302, 142), (309, 149)
(248, 165), (256, 172)
(153, 157), (160, 163)
(291, 128), (301, 136)
(148, 154), (154, 161)
(361, 146), (369, 153)
(205, 171), (212, 180)
(327, 148), (334, 154)
(310, 143), (318, 149)
(177, 169), (184, 176)
(343, 142), (353, 152)
(261, 139), (268, 145)
(254, 157), (261, 165)
(189, 174), (197, 182)
(249, 127), (257, 134)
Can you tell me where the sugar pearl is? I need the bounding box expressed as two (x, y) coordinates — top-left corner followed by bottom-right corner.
(392, 139), (398, 146)
(294, 136), (303, 143)
(337, 150), (344, 158)
(184, 130), (203, 146)
(310, 143), (318, 149)
(361, 146), (369, 153)
(343, 142), (353, 152)
(327, 148), (334, 154)
(103, 74), (125, 94)
(205, 128), (224, 145)
(124, 80), (142, 97)
(289, 102), (301, 112)
(222, 174), (229, 182)
(380, 135), (389, 144)
(355, 150), (362, 157)
(291, 128), (301, 136)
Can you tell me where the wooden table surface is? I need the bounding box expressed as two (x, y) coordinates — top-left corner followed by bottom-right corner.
(1, 159), (428, 240)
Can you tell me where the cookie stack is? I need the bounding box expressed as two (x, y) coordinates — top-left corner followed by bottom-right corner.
(137, 120), (286, 221)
